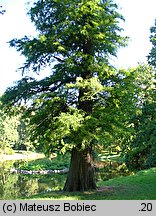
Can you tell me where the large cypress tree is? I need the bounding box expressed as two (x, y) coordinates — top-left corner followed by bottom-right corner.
(1, 0), (127, 191)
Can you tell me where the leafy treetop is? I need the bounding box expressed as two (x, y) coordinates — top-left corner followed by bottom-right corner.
(1, 0), (128, 155)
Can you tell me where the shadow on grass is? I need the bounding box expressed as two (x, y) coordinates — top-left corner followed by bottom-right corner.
(21, 186), (126, 200)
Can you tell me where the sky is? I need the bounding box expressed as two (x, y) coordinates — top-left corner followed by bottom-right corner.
(0, 0), (156, 93)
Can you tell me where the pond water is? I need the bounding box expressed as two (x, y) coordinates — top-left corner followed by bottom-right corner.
(0, 160), (128, 199)
(0, 160), (67, 199)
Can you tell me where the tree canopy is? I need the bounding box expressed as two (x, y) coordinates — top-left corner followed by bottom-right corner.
(121, 64), (156, 169)
(2, 0), (128, 153)
(124, 19), (156, 171)
(148, 19), (156, 67)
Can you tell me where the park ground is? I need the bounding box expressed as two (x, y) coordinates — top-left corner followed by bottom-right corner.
(25, 167), (156, 200)
(1, 151), (156, 200)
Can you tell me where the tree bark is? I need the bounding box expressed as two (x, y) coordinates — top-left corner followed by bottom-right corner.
(63, 147), (96, 192)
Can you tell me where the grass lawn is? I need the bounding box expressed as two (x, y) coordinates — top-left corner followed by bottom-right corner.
(23, 167), (156, 200)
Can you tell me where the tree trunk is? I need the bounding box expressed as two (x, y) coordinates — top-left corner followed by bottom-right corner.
(63, 147), (96, 192)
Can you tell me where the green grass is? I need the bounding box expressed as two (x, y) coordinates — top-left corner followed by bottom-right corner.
(22, 167), (156, 200)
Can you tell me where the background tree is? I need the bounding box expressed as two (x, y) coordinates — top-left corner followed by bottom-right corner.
(0, 107), (19, 154)
(0, 102), (32, 153)
(148, 19), (156, 67)
(124, 64), (156, 170)
(125, 19), (156, 171)
(15, 117), (34, 151)
(1, 0), (127, 191)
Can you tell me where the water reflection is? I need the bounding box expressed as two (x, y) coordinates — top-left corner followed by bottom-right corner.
(0, 160), (129, 199)
(0, 160), (66, 199)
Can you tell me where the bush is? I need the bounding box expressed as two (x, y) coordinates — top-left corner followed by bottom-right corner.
(125, 146), (156, 171)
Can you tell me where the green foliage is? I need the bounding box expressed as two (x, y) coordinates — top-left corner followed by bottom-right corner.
(19, 154), (70, 171)
(1, 0), (128, 156)
(9, 0), (127, 72)
(124, 64), (156, 170)
(125, 102), (156, 170)
(0, 102), (33, 153)
(16, 118), (34, 151)
(148, 19), (156, 67)
(0, 107), (19, 153)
